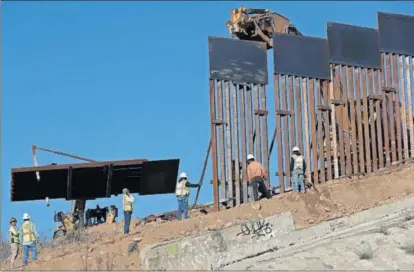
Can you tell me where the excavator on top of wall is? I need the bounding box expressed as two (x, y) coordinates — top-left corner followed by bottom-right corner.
(226, 6), (302, 49)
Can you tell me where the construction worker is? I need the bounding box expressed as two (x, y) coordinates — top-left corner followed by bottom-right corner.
(122, 188), (135, 236)
(175, 172), (201, 220)
(8, 217), (20, 267)
(247, 154), (272, 201)
(20, 213), (39, 266)
(290, 146), (306, 193)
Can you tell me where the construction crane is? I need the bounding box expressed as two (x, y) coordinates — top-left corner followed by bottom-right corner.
(226, 6), (302, 49)
(31, 145), (97, 217)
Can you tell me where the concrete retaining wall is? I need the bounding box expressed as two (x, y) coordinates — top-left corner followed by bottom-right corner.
(140, 196), (414, 270)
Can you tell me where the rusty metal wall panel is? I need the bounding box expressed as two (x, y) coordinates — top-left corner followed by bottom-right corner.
(405, 57), (414, 157)
(327, 22), (381, 70)
(361, 69), (372, 173)
(354, 68), (365, 173)
(398, 56), (409, 160)
(377, 54), (391, 167)
(392, 55), (403, 162)
(378, 12), (414, 56)
(308, 78), (319, 185)
(274, 75), (285, 192)
(208, 37), (268, 85)
(209, 80), (220, 211)
(224, 81), (234, 207)
(273, 34), (330, 80)
(260, 85), (271, 188)
(302, 78), (312, 185)
(329, 66), (339, 178)
(374, 69), (384, 169)
(333, 65), (346, 176)
(238, 84), (249, 202)
(216, 81), (227, 202)
(231, 83), (241, 206)
(367, 69), (378, 171)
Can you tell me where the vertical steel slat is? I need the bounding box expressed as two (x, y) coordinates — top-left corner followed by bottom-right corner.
(254, 84), (262, 165)
(334, 65), (345, 176)
(209, 80), (219, 211)
(392, 54), (403, 163)
(406, 56), (414, 157)
(386, 54), (397, 163)
(239, 85), (248, 203)
(274, 74), (285, 193)
(368, 69), (378, 171)
(288, 76), (296, 147)
(354, 68), (365, 173)
(295, 77), (304, 152)
(281, 75), (291, 188)
(224, 81), (233, 207)
(341, 66), (352, 175)
(374, 69), (384, 169)
(246, 85), (254, 157)
(302, 78), (312, 185)
(260, 85), (270, 188)
(381, 53), (391, 167)
(316, 79), (325, 182)
(398, 55), (409, 160)
(232, 83), (241, 206)
(309, 78), (319, 185)
(361, 68), (372, 173)
(217, 80), (226, 202)
(323, 80), (332, 180)
(329, 66), (339, 178)
(347, 66), (359, 174)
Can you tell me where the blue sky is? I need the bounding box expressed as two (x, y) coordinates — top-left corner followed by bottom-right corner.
(2, 1), (413, 237)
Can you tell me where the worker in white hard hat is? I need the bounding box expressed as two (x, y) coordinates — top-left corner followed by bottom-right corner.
(20, 213), (39, 266)
(122, 188), (135, 236)
(247, 154), (272, 201)
(175, 172), (201, 220)
(9, 217), (20, 268)
(290, 146), (306, 193)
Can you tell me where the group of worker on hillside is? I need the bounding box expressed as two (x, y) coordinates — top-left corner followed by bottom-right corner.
(8, 146), (306, 267)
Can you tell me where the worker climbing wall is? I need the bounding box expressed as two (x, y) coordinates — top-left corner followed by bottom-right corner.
(208, 37), (270, 210)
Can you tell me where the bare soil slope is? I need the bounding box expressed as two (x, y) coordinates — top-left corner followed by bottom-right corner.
(9, 164), (414, 270)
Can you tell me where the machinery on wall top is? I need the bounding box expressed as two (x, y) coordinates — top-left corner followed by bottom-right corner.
(226, 6), (302, 49)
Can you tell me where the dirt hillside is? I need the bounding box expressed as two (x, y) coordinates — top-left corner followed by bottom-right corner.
(6, 164), (414, 270)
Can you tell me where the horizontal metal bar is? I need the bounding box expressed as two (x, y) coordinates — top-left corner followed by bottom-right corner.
(212, 119), (228, 125)
(317, 105), (332, 111)
(382, 86), (396, 93)
(275, 110), (292, 116)
(330, 99), (344, 106)
(368, 94), (383, 101)
(254, 109), (268, 116)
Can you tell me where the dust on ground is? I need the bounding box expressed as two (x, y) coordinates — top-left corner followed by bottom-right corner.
(9, 164), (414, 270)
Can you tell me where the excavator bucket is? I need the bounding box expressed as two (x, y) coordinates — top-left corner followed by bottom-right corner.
(226, 7), (302, 49)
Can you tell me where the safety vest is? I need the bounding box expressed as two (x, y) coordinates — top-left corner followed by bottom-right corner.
(292, 154), (304, 171)
(247, 161), (265, 182)
(123, 194), (134, 212)
(21, 221), (35, 243)
(9, 226), (20, 244)
(175, 180), (190, 197)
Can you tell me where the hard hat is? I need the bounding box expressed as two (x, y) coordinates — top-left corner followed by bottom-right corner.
(292, 146), (300, 152)
(179, 172), (188, 179)
(22, 213), (30, 220)
(122, 188), (129, 194)
(10, 217), (17, 223)
(247, 154), (255, 160)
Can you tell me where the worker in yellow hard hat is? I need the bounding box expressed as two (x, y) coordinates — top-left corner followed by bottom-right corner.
(21, 213), (39, 265)
(8, 217), (20, 268)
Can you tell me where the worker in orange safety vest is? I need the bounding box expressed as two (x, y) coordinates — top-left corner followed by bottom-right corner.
(247, 154), (272, 201)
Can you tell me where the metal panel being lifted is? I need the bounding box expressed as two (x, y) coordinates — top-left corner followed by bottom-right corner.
(327, 22), (381, 69)
(273, 33), (330, 80)
(11, 158), (180, 201)
(208, 36), (268, 85)
(378, 12), (414, 56)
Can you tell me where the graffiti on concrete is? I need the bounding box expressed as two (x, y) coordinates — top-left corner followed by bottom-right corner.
(236, 219), (273, 239)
